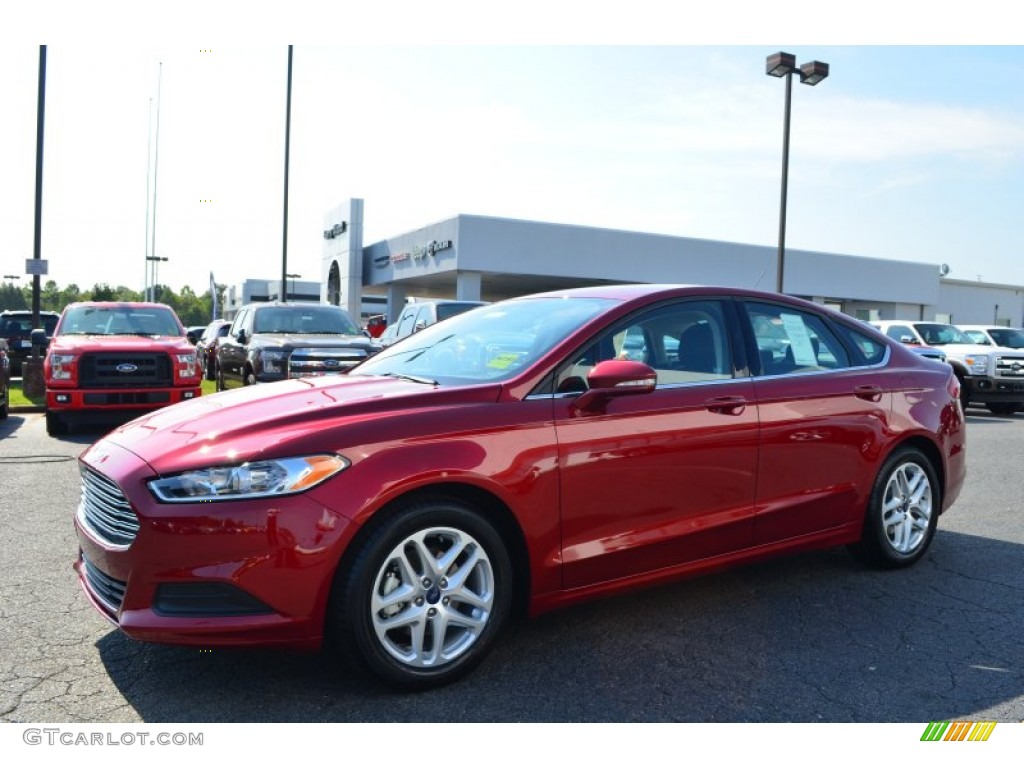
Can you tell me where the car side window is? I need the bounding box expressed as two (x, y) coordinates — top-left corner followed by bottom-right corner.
(885, 325), (915, 344)
(834, 325), (887, 366)
(744, 302), (850, 375)
(396, 309), (417, 338)
(552, 300), (733, 394)
(229, 309), (248, 338)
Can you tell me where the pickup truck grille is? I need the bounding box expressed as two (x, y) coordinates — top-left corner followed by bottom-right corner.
(288, 347), (368, 377)
(78, 466), (139, 548)
(79, 352), (172, 388)
(994, 355), (1024, 378)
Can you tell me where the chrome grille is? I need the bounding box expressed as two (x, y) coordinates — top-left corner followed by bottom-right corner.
(288, 347), (368, 377)
(994, 355), (1024, 378)
(81, 551), (126, 614)
(79, 466), (139, 548)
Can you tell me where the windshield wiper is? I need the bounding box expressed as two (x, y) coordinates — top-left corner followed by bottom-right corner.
(381, 373), (439, 386)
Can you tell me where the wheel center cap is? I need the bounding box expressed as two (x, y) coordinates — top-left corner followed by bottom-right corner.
(426, 585), (441, 605)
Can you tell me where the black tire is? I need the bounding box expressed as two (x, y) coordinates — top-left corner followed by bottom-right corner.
(986, 403), (1020, 416)
(45, 411), (68, 436)
(849, 446), (940, 569)
(244, 368), (257, 386)
(328, 497), (512, 690)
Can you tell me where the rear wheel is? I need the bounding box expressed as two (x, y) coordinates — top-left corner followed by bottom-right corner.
(328, 497), (512, 690)
(850, 446), (939, 568)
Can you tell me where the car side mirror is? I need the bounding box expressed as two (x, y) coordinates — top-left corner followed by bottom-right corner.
(187, 331), (199, 344)
(236, 330), (247, 344)
(573, 359), (657, 412)
(899, 335), (916, 344)
(30, 328), (49, 347)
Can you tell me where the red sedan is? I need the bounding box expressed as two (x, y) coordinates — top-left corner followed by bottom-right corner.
(73, 285), (966, 689)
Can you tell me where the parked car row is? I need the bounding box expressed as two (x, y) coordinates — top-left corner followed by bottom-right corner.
(872, 319), (1024, 415)
(71, 285), (966, 690)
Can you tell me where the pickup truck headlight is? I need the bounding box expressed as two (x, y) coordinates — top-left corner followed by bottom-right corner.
(964, 354), (988, 375)
(49, 353), (77, 380)
(148, 455), (349, 502)
(259, 349), (286, 374)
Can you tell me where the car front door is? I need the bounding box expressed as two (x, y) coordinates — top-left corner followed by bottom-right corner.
(554, 298), (759, 589)
(218, 308), (251, 388)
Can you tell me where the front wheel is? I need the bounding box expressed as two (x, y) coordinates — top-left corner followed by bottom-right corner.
(329, 497), (512, 690)
(45, 411), (68, 436)
(849, 447), (939, 568)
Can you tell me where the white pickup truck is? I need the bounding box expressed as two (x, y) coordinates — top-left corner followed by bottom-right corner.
(872, 320), (1024, 415)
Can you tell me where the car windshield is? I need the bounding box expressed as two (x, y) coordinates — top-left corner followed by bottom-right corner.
(58, 306), (182, 336)
(988, 328), (1024, 349)
(253, 306), (360, 335)
(352, 297), (615, 384)
(914, 323), (973, 346)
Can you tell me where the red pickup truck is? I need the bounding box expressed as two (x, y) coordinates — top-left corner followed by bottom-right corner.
(39, 301), (202, 435)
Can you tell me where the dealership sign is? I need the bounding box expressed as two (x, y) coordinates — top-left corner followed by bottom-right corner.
(323, 221), (348, 240)
(381, 239), (454, 267)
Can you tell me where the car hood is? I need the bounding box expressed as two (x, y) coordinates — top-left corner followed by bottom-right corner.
(51, 335), (193, 352)
(100, 374), (504, 475)
(250, 333), (375, 349)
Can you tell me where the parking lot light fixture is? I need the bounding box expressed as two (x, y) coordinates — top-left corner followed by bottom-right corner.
(765, 51), (830, 294)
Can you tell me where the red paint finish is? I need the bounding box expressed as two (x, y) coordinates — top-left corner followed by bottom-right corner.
(72, 285), (966, 658)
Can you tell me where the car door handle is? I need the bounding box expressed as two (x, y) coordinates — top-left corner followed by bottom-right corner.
(704, 396), (747, 415)
(854, 385), (883, 402)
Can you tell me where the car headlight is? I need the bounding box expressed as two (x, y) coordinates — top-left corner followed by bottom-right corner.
(147, 454), (349, 503)
(49, 353), (76, 380)
(964, 354), (988, 375)
(259, 349), (286, 374)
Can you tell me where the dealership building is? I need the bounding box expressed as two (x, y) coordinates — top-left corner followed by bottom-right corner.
(235, 197), (1024, 327)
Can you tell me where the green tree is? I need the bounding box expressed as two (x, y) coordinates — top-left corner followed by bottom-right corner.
(41, 280), (62, 312)
(89, 283), (115, 301)
(0, 282), (29, 311)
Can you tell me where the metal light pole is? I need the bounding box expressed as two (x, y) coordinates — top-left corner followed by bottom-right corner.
(281, 46), (293, 297)
(146, 256), (168, 301)
(766, 52), (829, 294)
(23, 45), (48, 398)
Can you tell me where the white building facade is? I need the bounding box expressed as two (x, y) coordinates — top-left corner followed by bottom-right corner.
(316, 198), (1024, 328)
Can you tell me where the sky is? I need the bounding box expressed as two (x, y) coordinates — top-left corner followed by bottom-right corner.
(2, 5), (1023, 298)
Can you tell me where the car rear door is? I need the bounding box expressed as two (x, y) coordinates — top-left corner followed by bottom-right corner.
(739, 300), (894, 543)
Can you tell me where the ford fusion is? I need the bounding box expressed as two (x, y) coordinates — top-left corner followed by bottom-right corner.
(73, 285), (966, 689)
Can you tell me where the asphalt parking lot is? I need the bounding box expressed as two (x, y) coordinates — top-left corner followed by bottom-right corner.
(1, 405), (1022, 723)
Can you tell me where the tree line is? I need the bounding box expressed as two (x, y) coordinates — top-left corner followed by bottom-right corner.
(0, 281), (223, 327)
